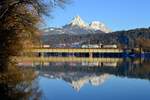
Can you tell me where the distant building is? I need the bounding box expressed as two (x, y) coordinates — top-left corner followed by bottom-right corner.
(102, 44), (117, 48)
(43, 45), (50, 48)
(70, 42), (81, 48)
(81, 44), (100, 48)
(56, 44), (66, 48)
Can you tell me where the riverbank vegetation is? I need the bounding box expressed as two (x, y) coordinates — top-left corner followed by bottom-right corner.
(0, 0), (69, 67)
(0, 0), (69, 98)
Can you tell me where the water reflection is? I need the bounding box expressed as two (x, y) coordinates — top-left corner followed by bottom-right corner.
(0, 59), (42, 99)
(1, 57), (150, 99)
(31, 58), (150, 92)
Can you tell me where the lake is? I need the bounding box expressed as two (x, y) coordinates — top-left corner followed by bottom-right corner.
(1, 57), (150, 100)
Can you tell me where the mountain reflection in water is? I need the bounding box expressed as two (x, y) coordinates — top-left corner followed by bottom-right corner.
(1, 58), (150, 99)
(32, 58), (150, 91)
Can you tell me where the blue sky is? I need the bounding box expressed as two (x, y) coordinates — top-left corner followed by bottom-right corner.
(43, 0), (150, 31)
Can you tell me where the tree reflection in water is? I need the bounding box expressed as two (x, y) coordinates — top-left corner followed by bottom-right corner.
(0, 59), (42, 100)
(0, 56), (150, 98)
(34, 58), (150, 86)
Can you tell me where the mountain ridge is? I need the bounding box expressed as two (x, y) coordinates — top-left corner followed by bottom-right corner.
(43, 16), (111, 35)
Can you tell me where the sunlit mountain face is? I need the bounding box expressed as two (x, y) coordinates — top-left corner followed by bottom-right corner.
(41, 16), (112, 47)
(42, 16), (111, 35)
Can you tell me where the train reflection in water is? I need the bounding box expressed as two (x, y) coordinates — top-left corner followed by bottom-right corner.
(18, 57), (150, 91)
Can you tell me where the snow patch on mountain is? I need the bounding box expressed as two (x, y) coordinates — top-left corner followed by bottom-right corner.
(43, 16), (111, 35)
(89, 21), (111, 33)
(68, 16), (88, 28)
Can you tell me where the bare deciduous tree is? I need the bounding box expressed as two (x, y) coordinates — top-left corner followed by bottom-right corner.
(0, 0), (70, 67)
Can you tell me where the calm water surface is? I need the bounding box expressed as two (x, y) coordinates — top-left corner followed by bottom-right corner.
(34, 58), (150, 100)
(1, 58), (150, 100)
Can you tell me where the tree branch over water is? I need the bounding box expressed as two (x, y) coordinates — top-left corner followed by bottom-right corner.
(0, 0), (70, 67)
(0, 0), (70, 98)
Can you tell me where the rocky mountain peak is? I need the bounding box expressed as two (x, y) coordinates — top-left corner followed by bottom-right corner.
(67, 16), (87, 28)
(63, 16), (111, 33)
(44, 16), (111, 35)
(89, 21), (111, 33)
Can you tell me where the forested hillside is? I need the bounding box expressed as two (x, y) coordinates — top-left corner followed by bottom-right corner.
(42, 27), (150, 49)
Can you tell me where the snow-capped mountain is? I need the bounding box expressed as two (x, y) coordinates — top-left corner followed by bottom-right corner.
(89, 21), (111, 33)
(43, 16), (111, 35)
(64, 16), (88, 28)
